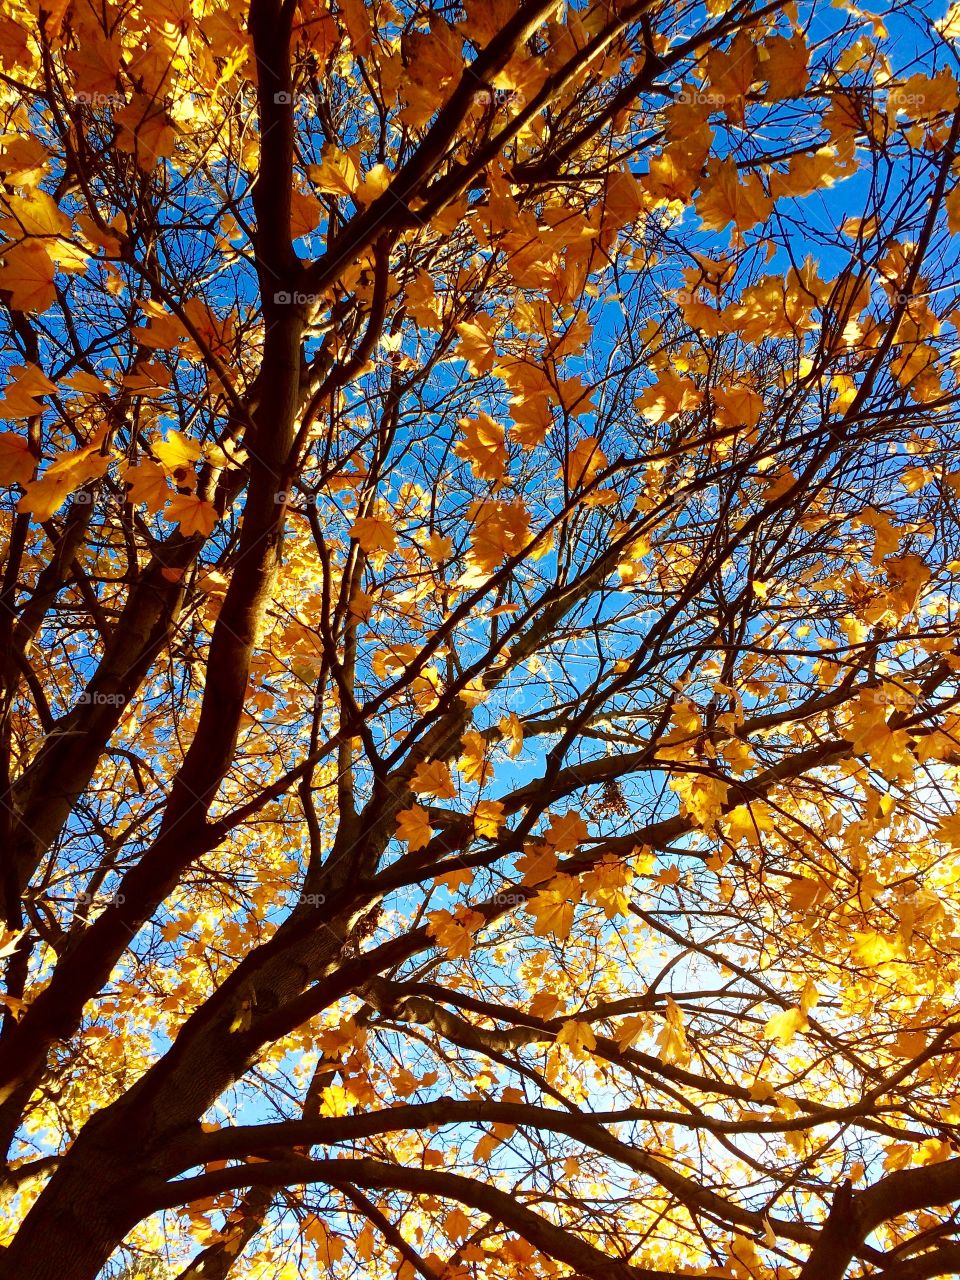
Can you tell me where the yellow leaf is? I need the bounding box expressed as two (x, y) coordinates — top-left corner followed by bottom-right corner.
(0, 992), (27, 1020)
(850, 930), (903, 966)
(786, 877), (824, 911)
(0, 239), (57, 312)
(308, 149), (360, 198)
(339, 0), (372, 56)
(615, 1014), (649, 1050)
(668, 772), (730, 830)
(152, 430), (202, 473)
(395, 804), (433, 851)
(164, 494), (218, 538)
(124, 460), (169, 513)
(0, 432), (35, 486)
(515, 843), (558, 887)
(697, 157), (772, 233)
(18, 443), (110, 519)
(473, 800), (505, 838)
(355, 163), (391, 206)
(656, 997), (690, 1066)
(114, 96), (176, 171)
(764, 1006), (808, 1046)
(761, 31), (809, 99)
(0, 363), (56, 418)
(317, 1084), (352, 1117)
(706, 29), (758, 121)
(442, 1208), (472, 1242)
(457, 730), (493, 786)
(411, 759), (457, 799)
(526, 876), (580, 940)
(499, 711), (524, 758)
(562, 435), (607, 489)
(455, 315), (497, 375)
(544, 810), (588, 852)
(426, 907), (484, 958)
(455, 412), (507, 481)
(555, 1019), (596, 1054)
(350, 515), (397, 557)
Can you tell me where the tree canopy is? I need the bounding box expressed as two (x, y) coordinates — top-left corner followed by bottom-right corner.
(3, 0), (960, 1276)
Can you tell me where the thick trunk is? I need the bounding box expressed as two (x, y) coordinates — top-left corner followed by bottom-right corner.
(0, 1075), (175, 1278)
(0, 901), (352, 1280)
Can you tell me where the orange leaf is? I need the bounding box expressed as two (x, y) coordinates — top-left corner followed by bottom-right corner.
(164, 494), (218, 537)
(395, 804), (433, 851)
(0, 240), (57, 313)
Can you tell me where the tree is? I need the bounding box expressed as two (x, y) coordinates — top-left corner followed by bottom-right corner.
(1, 0), (960, 1275)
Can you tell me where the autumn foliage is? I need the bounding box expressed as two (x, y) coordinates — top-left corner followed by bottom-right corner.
(3, 0), (960, 1276)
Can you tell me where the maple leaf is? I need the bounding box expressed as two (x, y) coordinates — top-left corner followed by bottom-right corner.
(656, 997), (691, 1065)
(455, 413), (507, 481)
(764, 1006), (808, 1046)
(544, 811), (588, 852)
(17, 474), (76, 519)
(0, 432), (35, 486)
(668, 772), (730, 830)
(1, 191), (87, 271)
(163, 494), (218, 538)
(339, 0), (372, 56)
(457, 730), (493, 786)
(305, 1217), (346, 1265)
(65, 37), (122, 95)
(850, 930), (903, 966)
(561, 436), (607, 490)
(515, 843), (558, 887)
(455, 315), (497, 375)
(714, 384), (764, 429)
(309, 149), (360, 198)
(426, 907), (484, 958)
(0, 928), (24, 960)
(697, 158), (772, 233)
(526, 875), (580, 939)
(124, 460), (170, 513)
(499, 711), (523, 758)
(635, 370), (701, 423)
(615, 1015), (649, 1050)
(888, 69), (959, 121)
(555, 1019), (596, 1055)
(0, 363), (56, 418)
(473, 800), (505, 838)
(395, 804), (433, 850)
(582, 857), (633, 919)
(411, 759), (457, 799)
(350, 516), (398, 560)
(761, 32), (809, 100)
(0, 239), (57, 312)
(18, 435), (111, 519)
(0, 992), (27, 1020)
(706, 30), (758, 122)
(442, 1208), (472, 1242)
(114, 96), (176, 171)
(153, 430), (202, 473)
